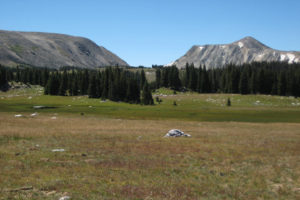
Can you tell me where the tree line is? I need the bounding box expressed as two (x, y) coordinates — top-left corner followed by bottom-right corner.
(1, 61), (300, 101)
(0, 65), (154, 105)
(155, 62), (300, 97)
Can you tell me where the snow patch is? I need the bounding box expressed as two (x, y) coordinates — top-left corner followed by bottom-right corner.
(198, 46), (204, 51)
(280, 53), (296, 63)
(238, 42), (244, 48)
(286, 53), (295, 64)
(280, 54), (287, 61)
(220, 45), (226, 49)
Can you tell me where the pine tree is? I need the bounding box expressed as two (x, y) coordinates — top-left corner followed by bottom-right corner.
(141, 82), (154, 105)
(249, 72), (257, 94)
(88, 74), (97, 98)
(277, 72), (286, 96)
(155, 69), (161, 89)
(58, 70), (68, 96)
(239, 70), (249, 94)
(227, 98), (231, 106)
(188, 63), (197, 91)
(140, 69), (146, 89)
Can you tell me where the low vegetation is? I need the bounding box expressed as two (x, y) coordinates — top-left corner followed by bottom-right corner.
(1, 64), (300, 199)
(0, 113), (299, 199)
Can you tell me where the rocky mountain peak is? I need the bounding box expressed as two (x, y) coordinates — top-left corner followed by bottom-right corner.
(167, 37), (300, 68)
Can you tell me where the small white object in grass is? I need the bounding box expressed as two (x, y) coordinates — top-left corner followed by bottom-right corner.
(28, 96), (32, 99)
(14, 114), (23, 118)
(30, 113), (38, 117)
(88, 106), (92, 108)
(164, 129), (191, 137)
(59, 196), (70, 200)
(51, 116), (57, 120)
(68, 105), (71, 107)
(52, 149), (65, 152)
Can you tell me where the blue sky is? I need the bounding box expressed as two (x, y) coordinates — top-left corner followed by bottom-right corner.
(1, 0), (300, 66)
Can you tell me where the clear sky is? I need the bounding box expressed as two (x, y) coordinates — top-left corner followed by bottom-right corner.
(1, 0), (300, 66)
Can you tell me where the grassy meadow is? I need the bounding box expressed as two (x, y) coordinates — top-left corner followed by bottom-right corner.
(0, 86), (300, 199)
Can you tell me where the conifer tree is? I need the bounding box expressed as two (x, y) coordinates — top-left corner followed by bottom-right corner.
(58, 70), (68, 96)
(239, 70), (249, 94)
(141, 82), (154, 105)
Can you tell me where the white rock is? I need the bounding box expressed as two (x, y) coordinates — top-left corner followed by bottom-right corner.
(164, 129), (191, 137)
(59, 196), (70, 200)
(51, 116), (57, 120)
(52, 149), (65, 152)
(14, 114), (23, 118)
(30, 113), (38, 117)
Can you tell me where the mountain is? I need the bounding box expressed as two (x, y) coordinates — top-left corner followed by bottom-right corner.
(167, 37), (300, 68)
(0, 30), (128, 68)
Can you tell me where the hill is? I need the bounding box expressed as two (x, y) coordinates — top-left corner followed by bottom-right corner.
(0, 30), (128, 68)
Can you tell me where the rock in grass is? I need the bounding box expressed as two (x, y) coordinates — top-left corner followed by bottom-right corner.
(52, 149), (65, 152)
(164, 129), (191, 137)
(59, 196), (71, 200)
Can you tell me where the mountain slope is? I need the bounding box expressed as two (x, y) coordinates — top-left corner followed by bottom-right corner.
(167, 37), (300, 68)
(0, 30), (128, 68)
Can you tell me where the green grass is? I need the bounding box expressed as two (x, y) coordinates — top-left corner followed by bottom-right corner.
(1, 86), (300, 123)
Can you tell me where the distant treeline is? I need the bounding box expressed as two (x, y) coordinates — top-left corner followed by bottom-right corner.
(1, 61), (300, 101)
(155, 62), (300, 97)
(0, 65), (154, 105)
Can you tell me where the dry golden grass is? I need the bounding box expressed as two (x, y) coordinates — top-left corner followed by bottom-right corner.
(0, 113), (300, 199)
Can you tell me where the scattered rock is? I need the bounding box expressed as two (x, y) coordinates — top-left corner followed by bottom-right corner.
(52, 149), (65, 152)
(33, 105), (46, 109)
(14, 114), (23, 118)
(51, 116), (57, 120)
(59, 196), (71, 200)
(30, 112), (38, 117)
(164, 129), (191, 137)
(45, 190), (57, 196)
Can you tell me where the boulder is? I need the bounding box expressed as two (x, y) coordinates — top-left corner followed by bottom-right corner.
(164, 129), (191, 137)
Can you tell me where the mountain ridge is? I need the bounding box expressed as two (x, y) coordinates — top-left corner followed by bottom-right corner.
(167, 37), (300, 68)
(0, 30), (128, 68)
